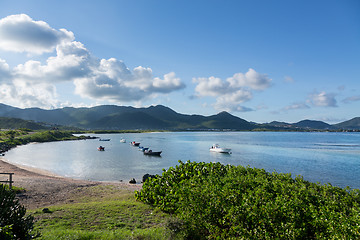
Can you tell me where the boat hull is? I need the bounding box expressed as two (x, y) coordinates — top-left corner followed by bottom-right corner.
(144, 151), (162, 156)
(210, 148), (231, 153)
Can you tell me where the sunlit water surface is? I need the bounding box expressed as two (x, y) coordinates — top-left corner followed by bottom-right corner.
(5, 132), (360, 189)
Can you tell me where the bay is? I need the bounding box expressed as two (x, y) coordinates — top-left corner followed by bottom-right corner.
(5, 132), (360, 189)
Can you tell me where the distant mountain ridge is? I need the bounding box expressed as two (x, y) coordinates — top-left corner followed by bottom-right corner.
(0, 103), (358, 131)
(0, 104), (255, 130)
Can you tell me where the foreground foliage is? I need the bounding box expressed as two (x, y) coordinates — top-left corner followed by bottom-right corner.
(0, 184), (37, 239)
(135, 161), (360, 239)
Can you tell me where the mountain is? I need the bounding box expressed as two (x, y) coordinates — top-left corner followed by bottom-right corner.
(0, 103), (358, 131)
(0, 117), (49, 130)
(0, 104), (255, 130)
(334, 117), (360, 130)
(293, 120), (333, 130)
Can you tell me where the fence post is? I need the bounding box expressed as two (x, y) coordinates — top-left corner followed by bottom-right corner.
(9, 173), (13, 189)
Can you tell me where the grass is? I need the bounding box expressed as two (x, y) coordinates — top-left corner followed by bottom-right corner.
(30, 185), (173, 240)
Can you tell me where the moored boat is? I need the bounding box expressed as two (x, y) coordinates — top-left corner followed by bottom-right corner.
(143, 149), (162, 156)
(209, 144), (231, 154)
(120, 138), (126, 143)
(131, 141), (140, 146)
(99, 138), (110, 141)
(98, 146), (105, 151)
(139, 146), (149, 152)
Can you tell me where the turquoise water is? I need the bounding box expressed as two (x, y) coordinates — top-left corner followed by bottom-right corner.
(5, 132), (360, 189)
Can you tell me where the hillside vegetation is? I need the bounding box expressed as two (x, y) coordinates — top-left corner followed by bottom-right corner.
(0, 130), (89, 153)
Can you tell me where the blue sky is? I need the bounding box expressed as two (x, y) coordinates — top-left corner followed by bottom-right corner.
(0, 0), (359, 123)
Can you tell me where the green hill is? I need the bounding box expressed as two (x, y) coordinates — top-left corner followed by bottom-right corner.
(0, 117), (49, 130)
(334, 117), (360, 130)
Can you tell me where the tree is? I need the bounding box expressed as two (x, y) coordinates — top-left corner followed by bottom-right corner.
(0, 184), (38, 239)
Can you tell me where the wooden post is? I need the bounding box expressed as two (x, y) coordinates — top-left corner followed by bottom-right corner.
(9, 173), (13, 189)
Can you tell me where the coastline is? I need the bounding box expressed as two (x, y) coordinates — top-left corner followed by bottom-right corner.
(0, 157), (142, 209)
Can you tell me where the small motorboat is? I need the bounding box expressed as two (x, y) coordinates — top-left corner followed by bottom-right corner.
(131, 141), (140, 146)
(143, 149), (162, 156)
(98, 146), (105, 151)
(209, 144), (231, 154)
(120, 138), (126, 143)
(139, 146), (149, 152)
(99, 138), (110, 141)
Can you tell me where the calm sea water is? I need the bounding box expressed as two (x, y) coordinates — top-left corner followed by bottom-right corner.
(5, 132), (360, 189)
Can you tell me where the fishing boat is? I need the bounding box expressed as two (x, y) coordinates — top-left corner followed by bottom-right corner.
(98, 146), (105, 151)
(209, 144), (231, 154)
(131, 141), (140, 146)
(120, 138), (126, 143)
(143, 149), (162, 156)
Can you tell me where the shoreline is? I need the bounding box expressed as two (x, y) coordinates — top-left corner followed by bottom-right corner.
(0, 157), (142, 209)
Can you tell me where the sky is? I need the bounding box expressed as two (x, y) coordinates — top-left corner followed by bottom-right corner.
(0, 0), (359, 124)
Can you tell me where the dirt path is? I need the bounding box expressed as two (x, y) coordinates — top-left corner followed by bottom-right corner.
(0, 158), (142, 209)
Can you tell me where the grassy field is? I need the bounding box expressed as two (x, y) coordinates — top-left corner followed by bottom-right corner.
(31, 185), (174, 240)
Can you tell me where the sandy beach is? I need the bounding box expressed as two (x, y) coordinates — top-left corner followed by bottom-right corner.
(0, 157), (142, 209)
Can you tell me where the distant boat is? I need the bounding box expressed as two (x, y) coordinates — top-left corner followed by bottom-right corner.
(131, 141), (140, 146)
(120, 138), (126, 143)
(139, 146), (149, 152)
(143, 149), (162, 156)
(99, 138), (110, 141)
(209, 144), (231, 154)
(98, 146), (105, 151)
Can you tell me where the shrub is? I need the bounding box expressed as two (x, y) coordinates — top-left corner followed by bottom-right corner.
(135, 161), (360, 239)
(0, 184), (38, 239)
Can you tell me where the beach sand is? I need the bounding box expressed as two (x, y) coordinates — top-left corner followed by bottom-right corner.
(0, 157), (142, 209)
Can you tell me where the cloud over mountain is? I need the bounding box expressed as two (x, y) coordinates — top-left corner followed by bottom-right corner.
(308, 91), (337, 107)
(0, 14), (185, 108)
(193, 68), (271, 112)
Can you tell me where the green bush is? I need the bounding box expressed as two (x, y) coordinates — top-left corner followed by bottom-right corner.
(135, 161), (360, 239)
(0, 184), (38, 239)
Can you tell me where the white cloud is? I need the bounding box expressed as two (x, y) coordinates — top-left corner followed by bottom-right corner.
(152, 72), (185, 93)
(193, 76), (229, 97)
(0, 14), (186, 108)
(214, 90), (253, 112)
(342, 95), (360, 104)
(0, 81), (60, 109)
(283, 102), (310, 111)
(193, 68), (271, 112)
(308, 91), (337, 107)
(227, 68), (272, 90)
(0, 58), (11, 83)
(0, 14), (74, 54)
(74, 59), (185, 102)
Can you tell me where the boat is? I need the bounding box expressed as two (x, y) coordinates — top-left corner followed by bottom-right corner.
(139, 146), (149, 152)
(209, 144), (231, 154)
(120, 138), (126, 143)
(131, 141), (140, 146)
(98, 146), (105, 151)
(99, 138), (110, 141)
(143, 149), (162, 156)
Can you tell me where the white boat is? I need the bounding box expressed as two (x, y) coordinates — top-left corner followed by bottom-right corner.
(209, 144), (231, 154)
(120, 138), (126, 143)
